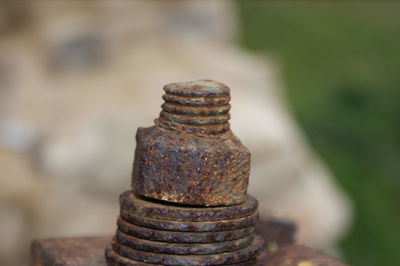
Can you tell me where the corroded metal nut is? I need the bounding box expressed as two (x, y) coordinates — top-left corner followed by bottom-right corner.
(132, 127), (250, 206)
(131, 80), (251, 206)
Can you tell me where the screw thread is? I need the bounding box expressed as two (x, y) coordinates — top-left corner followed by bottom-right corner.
(156, 80), (231, 135)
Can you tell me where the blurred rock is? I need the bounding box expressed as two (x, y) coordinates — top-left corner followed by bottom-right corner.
(0, 2), (352, 265)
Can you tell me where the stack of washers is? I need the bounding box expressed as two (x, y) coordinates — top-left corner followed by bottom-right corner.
(105, 80), (265, 265)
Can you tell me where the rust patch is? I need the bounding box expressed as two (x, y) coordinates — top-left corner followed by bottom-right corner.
(30, 237), (110, 266)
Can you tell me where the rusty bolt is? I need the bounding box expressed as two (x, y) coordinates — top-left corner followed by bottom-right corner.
(131, 80), (251, 206)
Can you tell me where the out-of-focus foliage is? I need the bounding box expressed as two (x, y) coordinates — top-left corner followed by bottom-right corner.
(237, 2), (400, 266)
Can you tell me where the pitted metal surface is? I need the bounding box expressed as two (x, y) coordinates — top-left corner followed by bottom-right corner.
(115, 230), (255, 255)
(117, 217), (255, 243)
(120, 191), (258, 222)
(120, 209), (258, 232)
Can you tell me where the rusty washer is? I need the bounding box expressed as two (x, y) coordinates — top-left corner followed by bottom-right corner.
(120, 209), (258, 232)
(120, 191), (258, 222)
(117, 218), (255, 243)
(115, 231), (255, 255)
(111, 236), (264, 266)
(105, 247), (262, 266)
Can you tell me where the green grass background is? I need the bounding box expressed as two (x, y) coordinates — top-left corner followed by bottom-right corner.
(237, 2), (400, 266)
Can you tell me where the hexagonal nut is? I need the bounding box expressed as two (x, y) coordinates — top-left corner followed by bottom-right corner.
(131, 126), (250, 206)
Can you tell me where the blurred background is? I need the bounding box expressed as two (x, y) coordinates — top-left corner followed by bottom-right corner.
(238, 2), (400, 266)
(0, 1), (397, 266)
